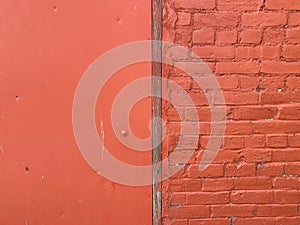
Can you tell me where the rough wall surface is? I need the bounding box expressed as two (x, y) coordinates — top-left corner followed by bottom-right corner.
(162, 0), (300, 224)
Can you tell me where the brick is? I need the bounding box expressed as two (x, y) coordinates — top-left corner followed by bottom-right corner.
(216, 75), (239, 89)
(223, 136), (244, 149)
(241, 149), (272, 162)
(230, 190), (274, 204)
(209, 150), (243, 163)
(263, 29), (285, 44)
(194, 13), (239, 28)
(284, 162), (300, 175)
(256, 204), (298, 217)
(234, 218), (274, 225)
(256, 163), (284, 176)
(288, 12), (300, 26)
(289, 134), (300, 147)
(192, 29), (214, 44)
(254, 121), (300, 134)
(261, 77), (285, 91)
(266, 135), (288, 148)
(202, 178), (234, 191)
(273, 177), (300, 189)
(186, 164), (224, 178)
(239, 46), (265, 60)
(244, 135), (265, 148)
(185, 107), (209, 122)
(272, 149), (300, 162)
(218, 0), (263, 10)
(275, 217), (300, 225)
(262, 46), (281, 59)
(226, 121), (255, 135)
(176, 13), (191, 26)
(235, 46), (280, 60)
(172, 62), (215, 79)
(171, 219), (188, 225)
(240, 29), (262, 44)
(168, 150), (196, 165)
(233, 177), (272, 190)
(286, 76), (300, 90)
(286, 28), (300, 44)
(191, 76), (239, 90)
(274, 190), (300, 203)
(239, 76), (260, 89)
(242, 13), (287, 27)
(167, 107), (184, 121)
(261, 92), (300, 104)
(170, 193), (186, 206)
(186, 192), (229, 205)
(262, 61), (300, 74)
(216, 62), (260, 74)
(173, 0), (215, 9)
(236, 46), (261, 59)
(279, 106), (300, 120)
(211, 204), (256, 217)
(168, 205), (209, 219)
(168, 179), (202, 192)
(175, 28), (192, 45)
(225, 163), (256, 177)
(265, 0), (300, 10)
(216, 30), (237, 44)
(189, 219), (230, 225)
(230, 107), (277, 120)
(220, 92), (259, 105)
(165, 165), (185, 179)
(283, 45), (300, 59)
(169, 90), (208, 107)
(192, 46), (235, 59)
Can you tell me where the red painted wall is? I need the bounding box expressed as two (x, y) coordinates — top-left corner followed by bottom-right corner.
(162, 0), (300, 224)
(0, 1), (151, 224)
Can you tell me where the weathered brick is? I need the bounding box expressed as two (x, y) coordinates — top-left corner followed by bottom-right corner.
(286, 28), (300, 44)
(173, 0), (215, 9)
(218, 0), (263, 10)
(216, 30), (238, 44)
(283, 45), (300, 59)
(265, 0), (300, 10)
(192, 29), (214, 44)
(176, 13), (191, 26)
(261, 61), (300, 74)
(216, 62), (260, 74)
(230, 190), (274, 204)
(240, 29), (262, 44)
(192, 46), (235, 59)
(242, 13), (287, 27)
(194, 13), (239, 28)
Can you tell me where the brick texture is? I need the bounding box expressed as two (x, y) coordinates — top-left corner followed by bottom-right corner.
(162, 0), (300, 224)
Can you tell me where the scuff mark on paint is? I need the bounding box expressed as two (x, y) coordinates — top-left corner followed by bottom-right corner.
(100, 118), (105, 160)
(0, 145), (4, 156)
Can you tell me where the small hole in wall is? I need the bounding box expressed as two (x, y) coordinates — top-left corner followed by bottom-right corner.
(15, 96), (19, 100)
(53, 6), (57, 11)
(25, 166), (29, 171)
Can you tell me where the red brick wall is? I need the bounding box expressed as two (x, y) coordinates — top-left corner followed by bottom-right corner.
(162, 0), (300, 224)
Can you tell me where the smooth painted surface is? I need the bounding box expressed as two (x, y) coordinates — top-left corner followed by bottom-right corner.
(0, 1), (151, 224)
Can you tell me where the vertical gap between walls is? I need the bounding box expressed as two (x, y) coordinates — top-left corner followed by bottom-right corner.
(151, 0), (162, 224)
